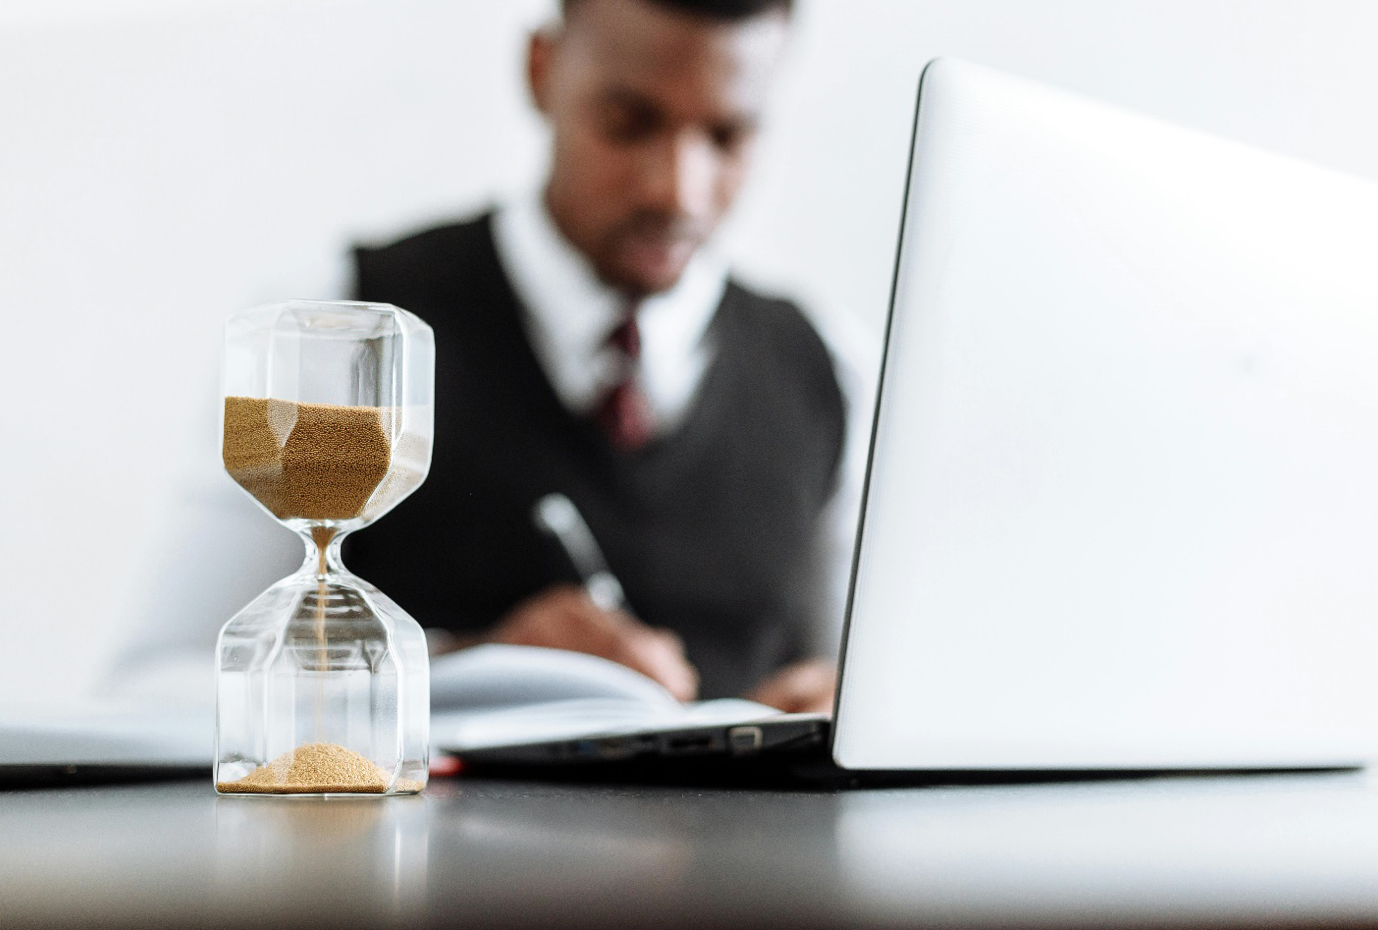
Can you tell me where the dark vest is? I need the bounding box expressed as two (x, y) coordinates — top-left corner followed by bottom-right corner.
(347, 214), (846, 698)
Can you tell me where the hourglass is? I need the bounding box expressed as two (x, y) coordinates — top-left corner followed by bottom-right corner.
(215, 300), (434, 796)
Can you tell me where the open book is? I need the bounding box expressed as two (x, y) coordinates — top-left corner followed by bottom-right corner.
(429, 644), (781, 751)
(0, 645), (781, 772)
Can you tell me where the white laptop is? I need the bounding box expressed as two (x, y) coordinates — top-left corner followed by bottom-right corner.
(836, 58), (1378, 773)
(455, 58), (1378, 779)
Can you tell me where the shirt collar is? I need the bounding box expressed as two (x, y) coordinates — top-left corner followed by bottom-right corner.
(492, 188), (727, 417)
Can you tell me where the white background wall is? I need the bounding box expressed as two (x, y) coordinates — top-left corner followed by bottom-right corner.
(2, 0), (1376, 704)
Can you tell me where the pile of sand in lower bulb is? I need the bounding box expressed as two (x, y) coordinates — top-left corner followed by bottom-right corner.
(217, 742), (405, 794)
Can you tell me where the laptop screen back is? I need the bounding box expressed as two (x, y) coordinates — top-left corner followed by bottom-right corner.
(835, 59), (1378, 771)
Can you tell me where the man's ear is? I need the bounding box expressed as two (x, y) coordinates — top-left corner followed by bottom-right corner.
(527, 28), (557, 117)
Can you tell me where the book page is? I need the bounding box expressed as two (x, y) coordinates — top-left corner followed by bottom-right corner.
(429, 644), (682, 711)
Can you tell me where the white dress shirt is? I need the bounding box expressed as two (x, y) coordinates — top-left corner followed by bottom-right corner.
(493, 190), (875, 657)
(492, 190), (728, 432)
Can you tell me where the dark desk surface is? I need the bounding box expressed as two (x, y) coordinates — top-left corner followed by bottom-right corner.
(4, 770), (1378, 929)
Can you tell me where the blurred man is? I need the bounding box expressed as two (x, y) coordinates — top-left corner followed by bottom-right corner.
(349, 0), (868, 712)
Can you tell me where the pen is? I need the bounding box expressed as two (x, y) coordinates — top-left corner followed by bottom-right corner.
(531, 493), (628, 612)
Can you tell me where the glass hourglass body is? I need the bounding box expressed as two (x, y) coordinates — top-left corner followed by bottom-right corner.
(215, 300), (434, 796)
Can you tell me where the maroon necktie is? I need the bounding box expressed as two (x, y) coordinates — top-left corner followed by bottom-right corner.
(596, 304), (655, 452)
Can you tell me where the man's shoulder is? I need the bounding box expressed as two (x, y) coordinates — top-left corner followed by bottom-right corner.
(720, 278), (830, 361)
(356, 212), (494, 261)
(718, 278), (847, 407)
(353, 212), (502, 302)
(719, 278), (879, 425)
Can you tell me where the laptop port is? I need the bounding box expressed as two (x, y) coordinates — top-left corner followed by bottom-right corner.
(727, 726), (764, 755)
(591, 737), (637, 760)
(661, 731), (721, 755)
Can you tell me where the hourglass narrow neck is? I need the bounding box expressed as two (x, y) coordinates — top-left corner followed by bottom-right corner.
(299, 526), (348, 578)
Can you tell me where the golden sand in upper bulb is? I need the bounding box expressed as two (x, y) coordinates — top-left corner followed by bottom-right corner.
(222, 397), (393, 522)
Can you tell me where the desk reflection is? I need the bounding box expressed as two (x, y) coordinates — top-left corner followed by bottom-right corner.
(213, 791), (429, 924)
(0, 778), (848, 930)
(421, 779), (846, 926)
(6, 773), (1377, 929)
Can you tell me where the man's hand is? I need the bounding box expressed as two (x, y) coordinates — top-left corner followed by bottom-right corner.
(746, 658), (837, 715)
(487, 584), (699, 702)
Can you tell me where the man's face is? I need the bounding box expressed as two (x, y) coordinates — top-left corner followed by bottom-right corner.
(531, 0), (789, 295)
